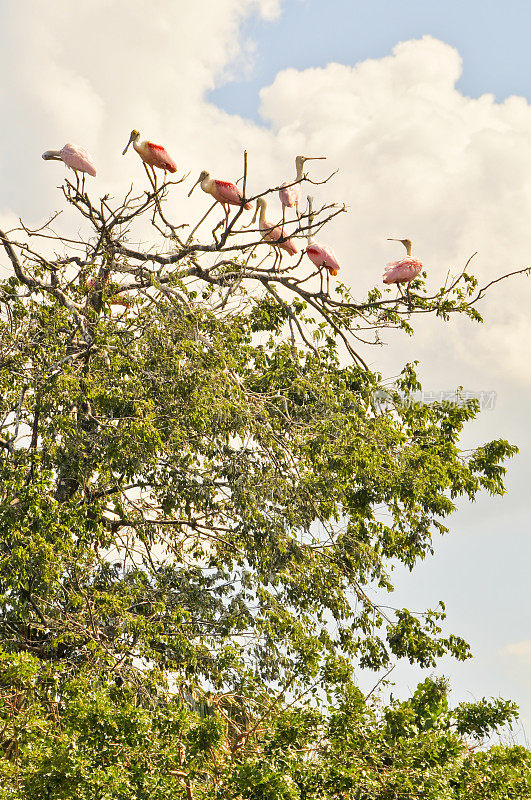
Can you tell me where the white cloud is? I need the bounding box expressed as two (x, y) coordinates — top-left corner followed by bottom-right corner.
(501, 642), (531, 661)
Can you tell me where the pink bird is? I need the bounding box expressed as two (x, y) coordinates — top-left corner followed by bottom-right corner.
(122, 129), (177, 184)
(188, 170), (252, 228)
(305, 195), (340, 294)
(250, 197), (298, 270)
(383, 239), (424, 284)
(384, 238), (424, 304)
(279, 155), (325, 222)
(110, 293), (132, 308)
(84, 277), (131, 308)
(42, 143), (96, 191)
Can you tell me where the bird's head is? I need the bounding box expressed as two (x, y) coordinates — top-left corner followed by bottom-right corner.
(388, 238), (412, 256)
(188, 170), (209, 196)
(122, 130), (140, 155)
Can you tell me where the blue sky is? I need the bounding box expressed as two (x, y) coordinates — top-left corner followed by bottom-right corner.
(212, 0), (531, 117)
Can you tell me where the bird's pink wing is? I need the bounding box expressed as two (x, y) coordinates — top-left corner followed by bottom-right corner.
(262, 222), (284, 244)
(60, 143), (96, 176)
(147, 142), (177, 172)
(306, 242), (340, 273)
(111, 292), (132, 308)
(261, 219), (298, 254)
(279, 182), (299, 208)
(279, 237), (298, 255)
(383, 257), (423, 284)
(213, 180), (243, 205)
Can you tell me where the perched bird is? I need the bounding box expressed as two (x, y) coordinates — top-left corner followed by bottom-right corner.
(109, 292), (132, 308)
(84, 277), (131, 308)
(279, 155), (325, 221)
(122, 130), (177, 184)
(188, 170), (252, 228)
(250, 197), (298, 270)
(42, 143), (96, 190)
(305, 195), (340, 294)
(383, 239), (424, 284)
(384, 238), (424, 305)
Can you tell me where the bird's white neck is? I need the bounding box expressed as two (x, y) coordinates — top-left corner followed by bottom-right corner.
(202, 175), (216, 195)
(307, 198), (314, 244)
(132, 137), (145, 156)
(257, 201), (268, 230)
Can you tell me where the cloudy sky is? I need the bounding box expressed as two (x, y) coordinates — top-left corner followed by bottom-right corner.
(0, 0), (530, 740)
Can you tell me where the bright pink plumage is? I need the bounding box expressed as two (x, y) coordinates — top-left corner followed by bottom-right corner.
(212, 180), (252, 209)
(383, 257), (423, 284)
(306, 242), (340, 276)
(143, 142), (177, 173)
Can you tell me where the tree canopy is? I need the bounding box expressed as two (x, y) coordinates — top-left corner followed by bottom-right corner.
(0, 164), (529, 797)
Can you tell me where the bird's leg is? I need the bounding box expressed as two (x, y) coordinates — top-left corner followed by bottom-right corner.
(406, 283), (413, 310)
(144, 163), (156, 193)
(152, 166), (158, 189)
(224, 204), (229, 230)
(326, 269), (330, 296)
(81, 172), (86, 195)
(319, 269), (324, 295)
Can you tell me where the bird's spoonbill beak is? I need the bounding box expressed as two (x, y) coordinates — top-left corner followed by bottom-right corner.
(122, 133), (135, 156)
(244, 201), (260, 228)
(188, 176), (203, 197)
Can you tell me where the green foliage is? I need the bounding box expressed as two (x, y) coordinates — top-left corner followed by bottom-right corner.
(0, 189), (527, 797)
(1, 661), (528, 799)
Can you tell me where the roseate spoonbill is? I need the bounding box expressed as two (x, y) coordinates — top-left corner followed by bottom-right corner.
(110, 292), (132, 308)
(305, 195), (340, 295)
(122, 129), (177, 185)
(384, 238), (424, 305)
(279, 155), (326, 222)
(249, 197), (298, 271)
(188, 170), (252, 229)
(84, 277), (132, 308)
(42, 143), (96, 191)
